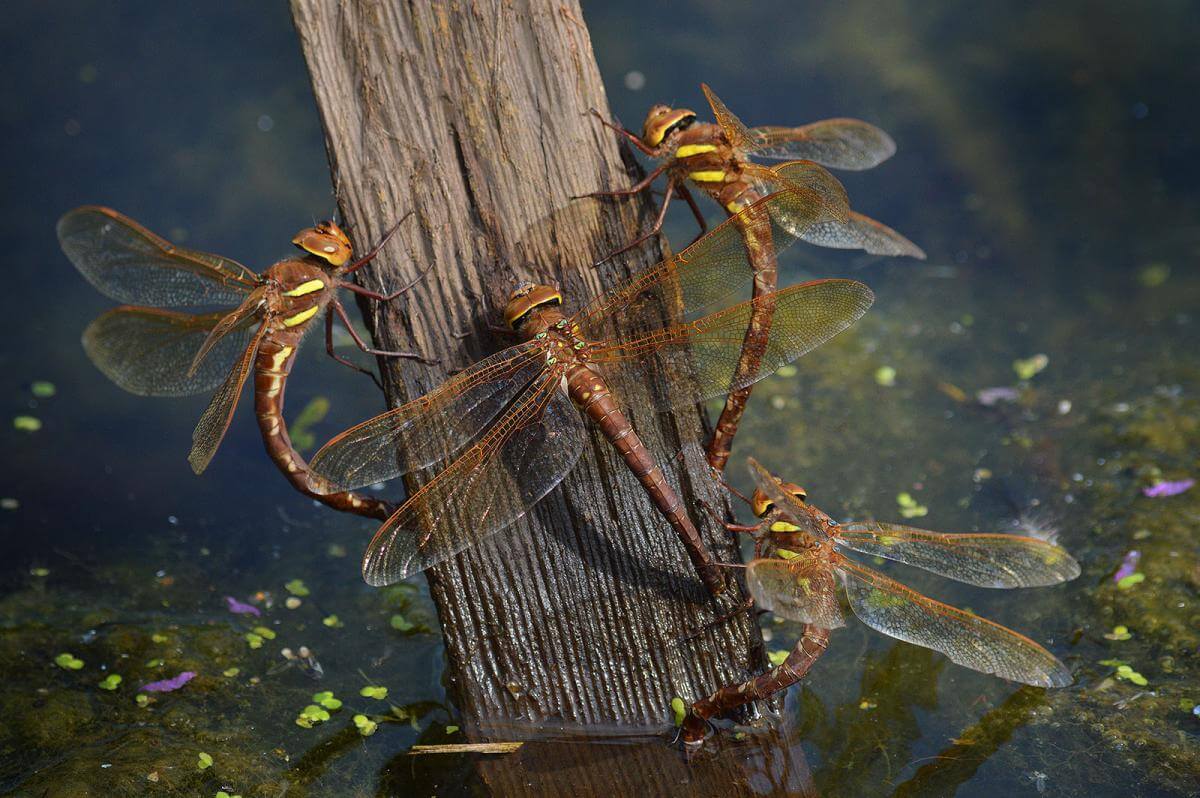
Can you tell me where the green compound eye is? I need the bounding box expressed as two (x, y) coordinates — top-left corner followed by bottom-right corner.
(535, 332), (547, 339)
(556, 320), (567, 328)
(574, 342), (584, 349)
(547, 357), (558, 365)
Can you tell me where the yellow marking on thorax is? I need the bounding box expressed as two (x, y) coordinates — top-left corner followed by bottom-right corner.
(770, 521), (801, 533)
(688, 170), (727, 183)
(283, 306), (319, 327)
(283, 278), (326, 297)
(726, 198), (752, 214)
(675, 143), (718, 158)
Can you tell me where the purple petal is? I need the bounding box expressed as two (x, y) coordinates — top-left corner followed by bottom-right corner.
(140, 671), (196, 693)
(976, 387), (1020, 406)
(1142, 479), (1194, 498)
(1113, 550), (1141, 583)
(224, 596), (262, 617)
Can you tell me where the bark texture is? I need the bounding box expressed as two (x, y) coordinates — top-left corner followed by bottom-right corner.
(291, 0), (765, 740)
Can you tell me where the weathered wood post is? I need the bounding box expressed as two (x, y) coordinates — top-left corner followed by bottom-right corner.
(290, 0), (766, 740)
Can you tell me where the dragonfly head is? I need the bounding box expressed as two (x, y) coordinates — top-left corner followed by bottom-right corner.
(504, 282), (562, 330)
(751, 481), (808, 519)
(293, 221), (353, 268)
(641, 105), (696, 149)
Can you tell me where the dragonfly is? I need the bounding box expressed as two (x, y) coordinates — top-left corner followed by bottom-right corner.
(58, 206), (433, 519)
(585, 84), (924, 471)
(681, 458), (1079, 743)
(307, 183), (875, 595)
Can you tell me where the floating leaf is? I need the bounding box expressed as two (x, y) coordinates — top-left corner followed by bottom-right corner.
(244, 633), (264, 649)
(1113, 550), (1141, 583)
(29, 566), (48, 576)
(312, 691), (342, 710)
(54, 652), (84, 670)
(1103, 625), (1132, 641)
(285, 597), (302, 609)
(13, 415), (41, 432)
(289, 396), (330, 452)
(197, 751), (213, 770)
(360, 685), (388, 700)
(670, 697), (686, 726)
(31, 381), (56, 398)
(1138, 263), (1170, 287)
(1012, 354), (1049, 381)
(767, 649), (790, 667)
(322, 614), (343, 628)
(98, 674), (122, 690)
(389, 614), (415, 632)
(252, 626), (276, 640)
(353, 714), (378, 736)
(223, 667), (240, 678)
(776, 365), (798, 378)
(874, 366), (896, 387)
(135, 694), (150, 707)
(284, 579), (310, 597)
(151, 633), (169, 644)
(896, 492), (928, 519)
(859, 699), (878, 710)
(1117, 573), (1145, 590)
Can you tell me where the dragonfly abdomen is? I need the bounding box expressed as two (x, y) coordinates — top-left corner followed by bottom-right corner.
(566, 365), (724, 593)
(253, 332), (392, 520)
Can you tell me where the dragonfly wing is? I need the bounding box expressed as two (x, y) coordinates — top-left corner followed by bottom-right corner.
(590, 279), (873, 412)
(83, 307), (259, 397)
(835, 521), (1080, 588)
(361, 374), (586, 585)
(746, 557), (845, 628)
(837, 555), (1072, 687)
(701, 83), (758, 152)
(187, 322), (269, 474)
(796, 210), (926, 259)
(309, 343), (547, 490)
(58, 206), (259, 307)
(746, 119), (896, 169)
(573, 178), (849, 340)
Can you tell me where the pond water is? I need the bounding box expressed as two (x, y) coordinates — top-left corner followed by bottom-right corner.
(1, 1), (1197, 796)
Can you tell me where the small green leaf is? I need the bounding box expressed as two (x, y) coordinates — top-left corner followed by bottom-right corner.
(244, 633), (263, 649)
(13, 415), (42, 432)
(445, 725), (460, 735)
(874, 366), (896, 387)
(223, 667), (240, 677)
(284, 579), (310, 597)
(252, 626), (276, 640)
(389, 614), (415, 632)
(31, 381), (56, 398)
(197, 751), (213, 770)
(135, 694), (150, 707)
(54, 652), (84, 670)
(767, 649), (790, 667)
(98, 674), (122, 690)
(151, 633), (169, 644)
(1116, 573), (1145, 590)
(322, 614), (343, 628)
(30, 566), (49, 577)
(353, 714), (378, 736)
(670, 697), (686, 727)
(1013, 354), (1049, 381)
(776, 365), (798, 378)
(360, 685), (388, 700)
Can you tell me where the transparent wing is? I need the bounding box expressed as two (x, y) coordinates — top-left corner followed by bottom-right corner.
(836, 555), (1072, 688)
(58, 206), (259, 307)
(187, 323), (269, 474)
(834, 521), (1080, 588)
(744, 163), (924, 258)
(309, 343), (546, 490)
(798, 211), (926, 259)
(700, 83), (896, 169)
(590, 279), (874, 411)
(746, 120), (897, 169)
(745, 557), (845, 628)
(573, 177), (849, 340)
(362, 375), (586, 585)
(82, 306), (259, 397)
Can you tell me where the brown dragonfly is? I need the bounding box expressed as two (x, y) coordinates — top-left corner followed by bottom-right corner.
(681, 458), (1079, 742)
(586, 84), (924, 471)
(308, 184), (874, 595)
(58, 206), (432, 519)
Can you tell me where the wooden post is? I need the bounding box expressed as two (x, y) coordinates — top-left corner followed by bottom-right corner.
(291, 0), (765, 736)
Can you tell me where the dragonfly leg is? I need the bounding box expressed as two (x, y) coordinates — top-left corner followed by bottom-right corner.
(697, 499), (757, 534)
(591, 175), (676, 267)
(571, 163), (665, 200)
(340, 210), (414, 275)
(339, 257), (434, 301)
(675, 183), (709, 245)
(586, 108), (657, 156)
(332, 298), (439, 365)
(324, 307), (384, 389)
(681, 625), (831, 745)
(676, 595), (758, 644)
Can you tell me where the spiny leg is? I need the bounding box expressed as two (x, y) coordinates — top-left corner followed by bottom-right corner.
(586, 108), (657, 155)
(332, 298), (437, 365)
(324, 306), (384, 390)
(593, 175), (678, 266)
